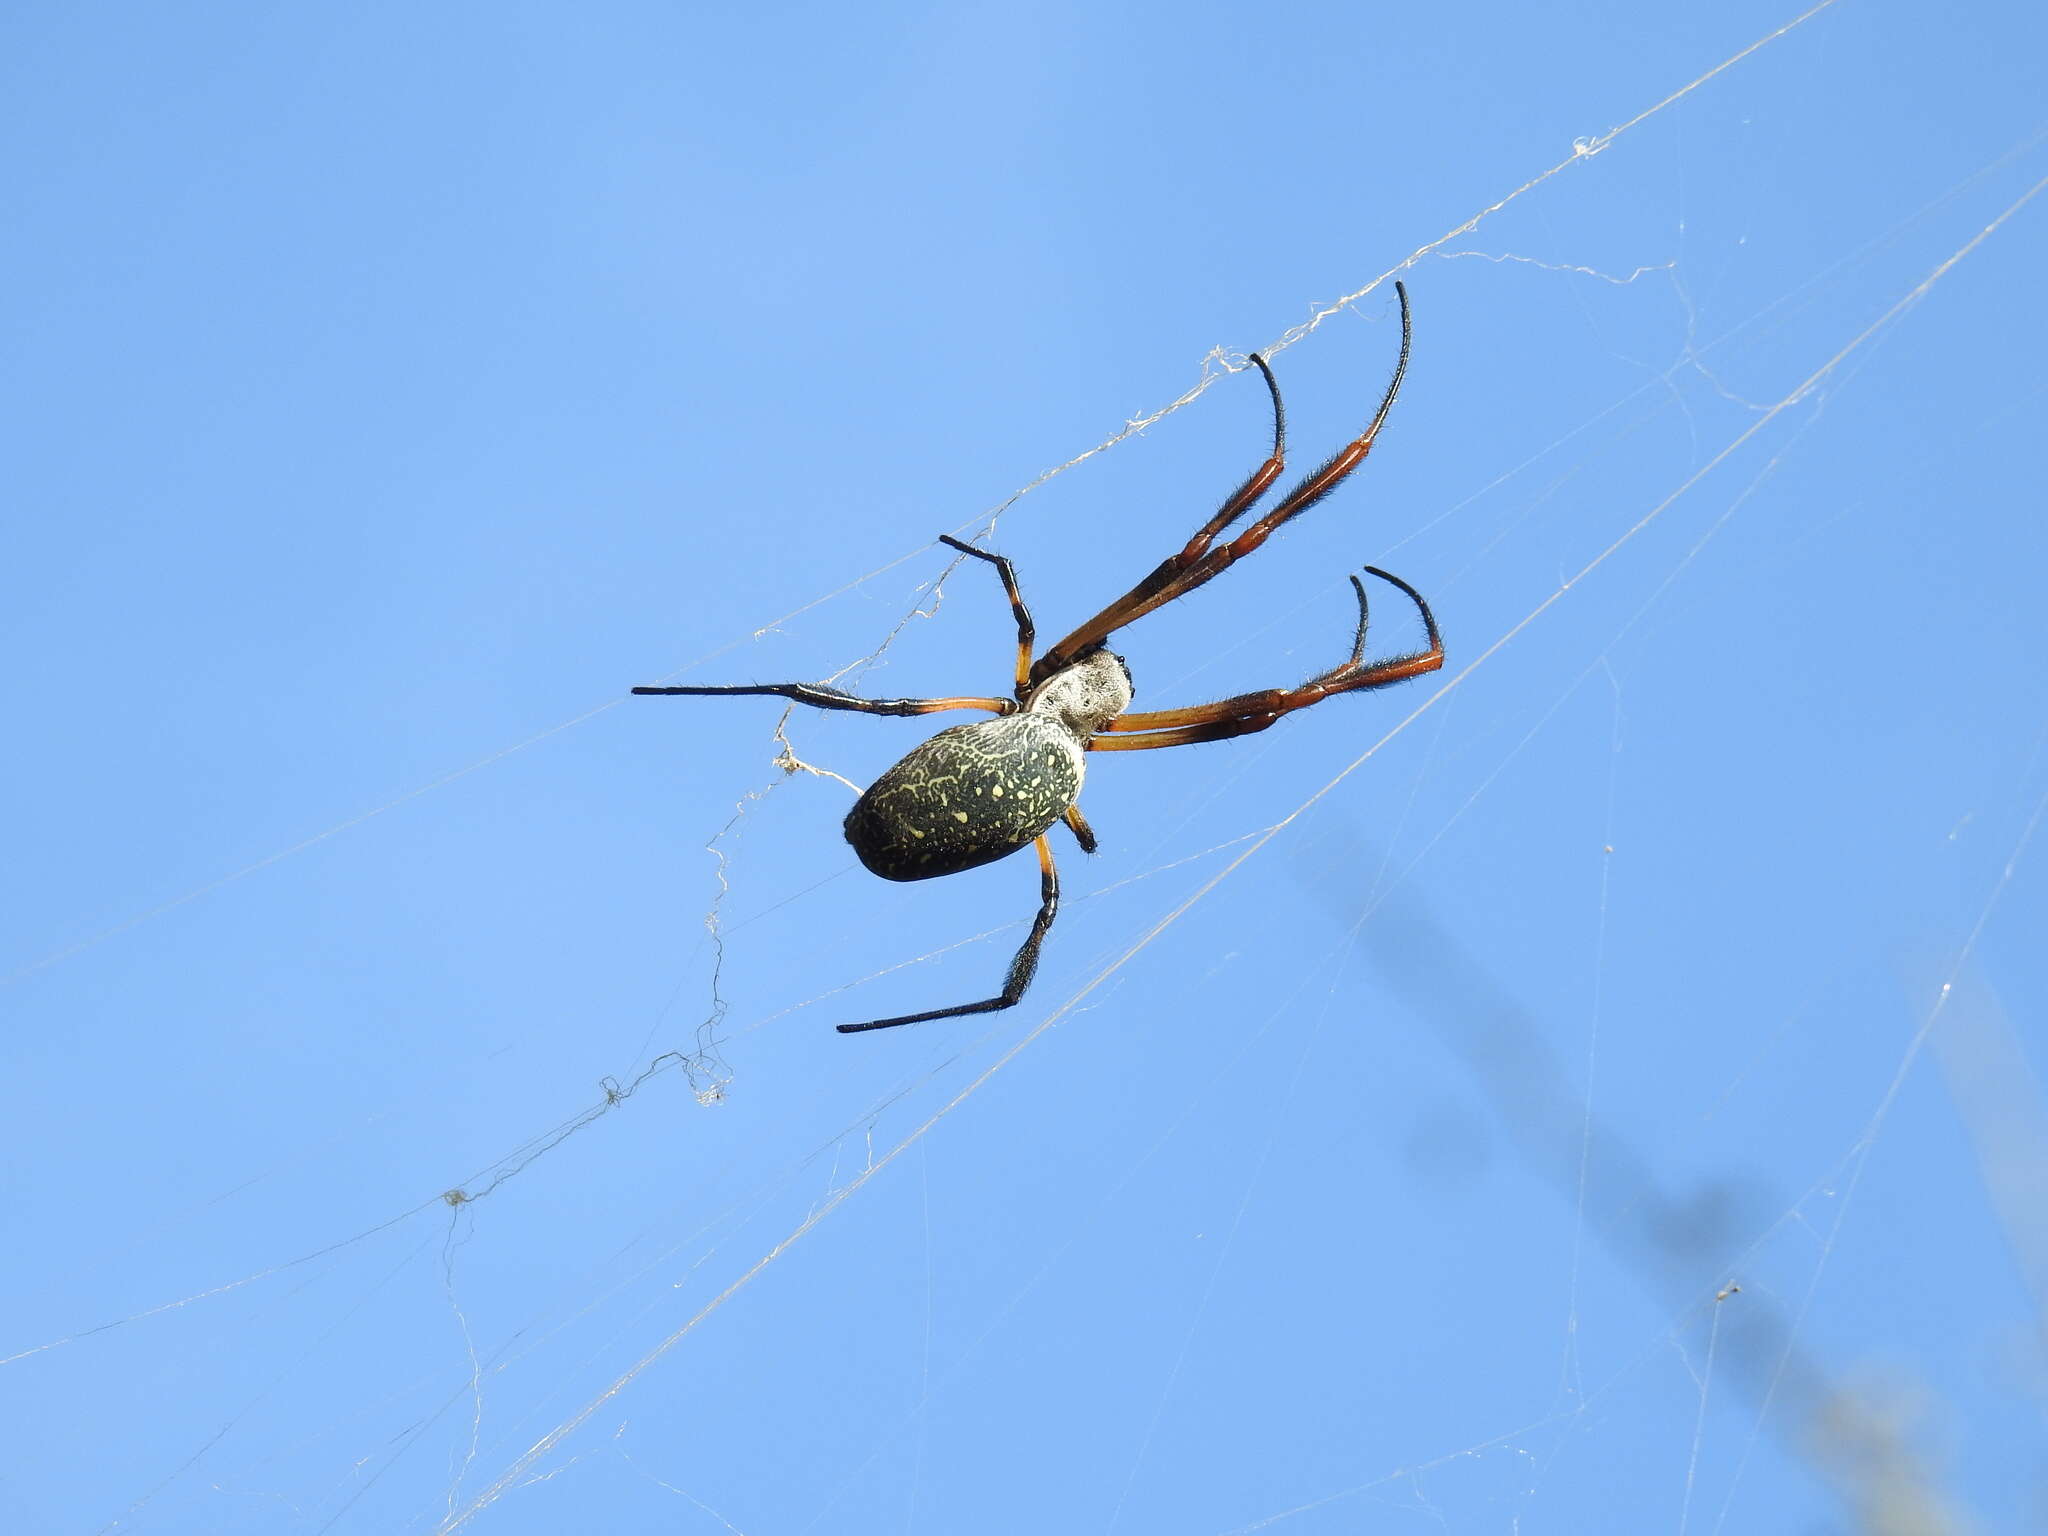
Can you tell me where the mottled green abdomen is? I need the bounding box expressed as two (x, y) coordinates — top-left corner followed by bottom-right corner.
(844, 714), (1083, 882)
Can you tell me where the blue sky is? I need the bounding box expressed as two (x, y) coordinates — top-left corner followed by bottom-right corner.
(5, 2), (2047, 1531)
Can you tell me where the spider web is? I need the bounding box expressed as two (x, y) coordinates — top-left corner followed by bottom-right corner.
(5, 2), (2047, 1532)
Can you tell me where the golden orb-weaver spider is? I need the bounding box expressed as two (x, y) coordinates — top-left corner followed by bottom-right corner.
(636, 282), (1441, 1034)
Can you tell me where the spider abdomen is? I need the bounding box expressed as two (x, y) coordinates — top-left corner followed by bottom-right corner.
(843, 714), (1082, 882)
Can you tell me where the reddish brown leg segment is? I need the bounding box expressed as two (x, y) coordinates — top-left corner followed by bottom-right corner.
(1030, 354), (1289, 683)
(1088, 714), (1286, 752)
(1032, 282), (1412, 684)
(1061, 804), (1099, 853)
(1092, 565), (1442, 745)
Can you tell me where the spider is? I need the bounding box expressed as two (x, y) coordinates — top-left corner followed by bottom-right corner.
(635, 281), (1441, 1034)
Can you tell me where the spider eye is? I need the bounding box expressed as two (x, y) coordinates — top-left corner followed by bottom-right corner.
(1110, 651), (1132, 687)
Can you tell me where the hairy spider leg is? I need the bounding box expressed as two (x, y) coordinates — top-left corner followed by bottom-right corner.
(1087, 713), (1291, 752)
(1031, 281), (1412, 685)
(1088, 567), (1442, 750)
(937, 534), (1037, 700)
(1061, 804), (1099, 854)
(836, 834), (1060, 1033)
(630, 681), (1014, 716)
(636, 533), (1037, 713)
(1104, 567), (1406, 729)
(1027, 353), (1288, 688)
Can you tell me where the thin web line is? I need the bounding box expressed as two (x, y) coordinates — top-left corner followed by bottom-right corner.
(794, 944), (1352, 1532)
(0, 547), (934, 989)
(1678, 1296), (1729, 1536)
(0, 1199), (441, 1368)
(1560, 662), (1624, 1408)
(1103, 971), (1340, 1534)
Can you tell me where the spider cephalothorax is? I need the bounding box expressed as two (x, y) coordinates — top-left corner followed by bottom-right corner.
(636, 282), (1441, 1034)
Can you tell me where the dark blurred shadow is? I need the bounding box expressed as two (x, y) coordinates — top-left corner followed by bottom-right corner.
(1294, 818), (1968, 1536)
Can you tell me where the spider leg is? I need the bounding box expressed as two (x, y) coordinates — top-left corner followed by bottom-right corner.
(631, 681), (1012, 717)
(1177, 351), (1289, 557)
(937, 534), (1037, 699)
(1027, 355), (1287, 684)
(1088, 567), (1442, 749)
(1086, 714), (1286, 752)
(1061, 804), (1099, 854)
(1031, 283), (1410, 684)
(837, 835), (1060, 1033)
